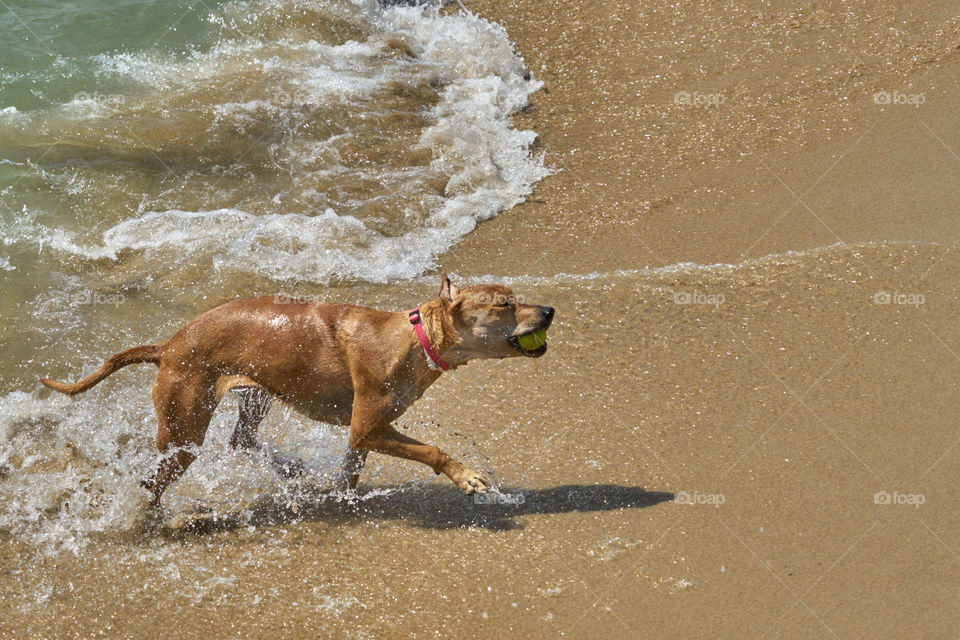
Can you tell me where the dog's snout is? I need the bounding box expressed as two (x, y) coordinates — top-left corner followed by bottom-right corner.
(540, 306), (555, 322)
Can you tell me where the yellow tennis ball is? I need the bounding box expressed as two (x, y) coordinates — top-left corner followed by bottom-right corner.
(517, 328), (547, 351)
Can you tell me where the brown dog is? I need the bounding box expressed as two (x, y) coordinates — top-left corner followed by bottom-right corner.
(41, 275), (554, 507)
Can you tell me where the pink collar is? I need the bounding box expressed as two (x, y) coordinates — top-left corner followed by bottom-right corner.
(409, 307), (450, 371)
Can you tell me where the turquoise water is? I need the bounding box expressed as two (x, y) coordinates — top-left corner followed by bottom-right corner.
(1, 0), (228, 110)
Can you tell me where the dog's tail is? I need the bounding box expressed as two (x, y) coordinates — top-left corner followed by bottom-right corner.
(40, 344), (163, 396)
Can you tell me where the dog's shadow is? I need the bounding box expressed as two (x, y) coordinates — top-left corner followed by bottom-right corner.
(164, 484), (675, 538)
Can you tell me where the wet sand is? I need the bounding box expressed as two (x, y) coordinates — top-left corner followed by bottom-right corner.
(4, 1), (960, 638)
(442, 0), (960, 275)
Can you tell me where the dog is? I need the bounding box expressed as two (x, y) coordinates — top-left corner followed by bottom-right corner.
(41, 275), (554, 508)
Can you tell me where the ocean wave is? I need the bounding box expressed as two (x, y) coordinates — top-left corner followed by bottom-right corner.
(0, 0), (548, 284)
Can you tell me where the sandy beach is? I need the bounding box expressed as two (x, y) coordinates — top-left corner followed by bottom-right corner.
(2, 1), (959, 638)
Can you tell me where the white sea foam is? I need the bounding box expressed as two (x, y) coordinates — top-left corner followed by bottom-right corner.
(0, 106), (20, 121)
(444, 242), (862, 286)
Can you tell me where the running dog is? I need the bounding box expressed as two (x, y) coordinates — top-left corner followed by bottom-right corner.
(41, 276), (554, 507)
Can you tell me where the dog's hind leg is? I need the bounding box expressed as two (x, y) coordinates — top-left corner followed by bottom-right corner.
(229, 386), (272, 451)
(228, 385), (305, 479)
(143, 372), (219, 507)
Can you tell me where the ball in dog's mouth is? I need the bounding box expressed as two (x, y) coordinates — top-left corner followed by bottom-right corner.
(512, 328), (548, 356)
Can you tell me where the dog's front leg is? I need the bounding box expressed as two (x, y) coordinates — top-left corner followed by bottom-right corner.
(333, 447), (367, 491)
(347, 385), (490, 494)
(351, 421), (490, 495)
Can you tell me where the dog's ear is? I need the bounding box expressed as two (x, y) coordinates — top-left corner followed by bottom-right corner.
(439, 274), (460, 304)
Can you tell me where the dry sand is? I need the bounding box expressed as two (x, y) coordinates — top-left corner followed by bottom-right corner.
(3, 1), (960, 638)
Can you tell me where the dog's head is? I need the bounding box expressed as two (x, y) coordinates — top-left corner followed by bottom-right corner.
(437, 274), (555, 361)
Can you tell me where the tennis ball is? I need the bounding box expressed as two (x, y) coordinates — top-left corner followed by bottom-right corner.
(517, 328), (547, 351)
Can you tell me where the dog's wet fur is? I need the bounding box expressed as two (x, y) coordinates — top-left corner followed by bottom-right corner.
(41, 276), (554, 508)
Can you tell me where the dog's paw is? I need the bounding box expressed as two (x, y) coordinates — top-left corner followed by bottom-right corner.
(332, 470), (361, 493)
(130, 489), (164, 532)
(454, 467), (491, 495)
